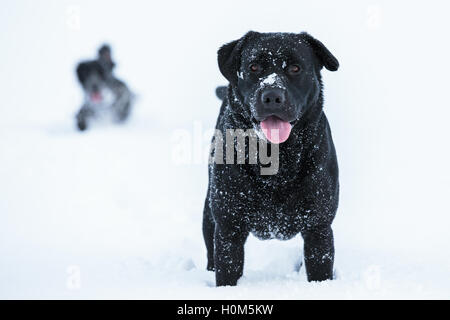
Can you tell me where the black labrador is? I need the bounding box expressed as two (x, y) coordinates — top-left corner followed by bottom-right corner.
(203, 31), (340, 286)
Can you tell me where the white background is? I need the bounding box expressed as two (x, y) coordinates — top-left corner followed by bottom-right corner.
(0, 0), (449, 298)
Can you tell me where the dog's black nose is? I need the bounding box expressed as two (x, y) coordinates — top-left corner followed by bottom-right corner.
(261, 88), (286, 107)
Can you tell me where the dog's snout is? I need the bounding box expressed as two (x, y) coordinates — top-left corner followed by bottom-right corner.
(92, 84), (100, 93)
(261, 88), (286, 107)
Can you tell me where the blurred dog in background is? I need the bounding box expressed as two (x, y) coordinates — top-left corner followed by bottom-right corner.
(75, 45), (133, 131)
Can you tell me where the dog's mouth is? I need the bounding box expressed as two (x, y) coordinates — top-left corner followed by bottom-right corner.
(254, 116), (293, 144)
(90, 92), (103, 103)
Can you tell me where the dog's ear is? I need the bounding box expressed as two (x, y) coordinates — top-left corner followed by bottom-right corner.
(98, 44), (115, 71)
(218, 31), (258, 85)
(299, 32), (339, 72)
(76, 63), (88, 83)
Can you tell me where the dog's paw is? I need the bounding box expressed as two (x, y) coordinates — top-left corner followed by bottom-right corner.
(206, 262), (215, 272)
(77, 119), (87, 131)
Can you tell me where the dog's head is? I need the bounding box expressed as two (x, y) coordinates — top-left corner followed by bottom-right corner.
(218, 31), (339, 143)
(76, 44), (116, 104)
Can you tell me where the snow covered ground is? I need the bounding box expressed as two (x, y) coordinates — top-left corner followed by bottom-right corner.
(1, 0), (450, 299)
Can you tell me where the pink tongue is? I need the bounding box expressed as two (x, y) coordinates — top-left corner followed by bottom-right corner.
(91, 92), (102, 102)
(260, 116), (292, 144)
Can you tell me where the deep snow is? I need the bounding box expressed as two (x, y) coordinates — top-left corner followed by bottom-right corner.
(1, 0), (450, 299)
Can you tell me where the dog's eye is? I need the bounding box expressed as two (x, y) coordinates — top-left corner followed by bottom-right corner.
(249, 63), (260, 73)
(287, 65), (301, 74)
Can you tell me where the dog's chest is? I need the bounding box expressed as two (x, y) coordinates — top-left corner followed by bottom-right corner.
(86, 87), (116, 110)
(246, 184), (304, 240)
(249, 209), (302, 240)
(240, 144), (305, 240)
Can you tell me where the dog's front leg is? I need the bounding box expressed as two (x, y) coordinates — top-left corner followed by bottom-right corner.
(214, 225), (248, 287)
(76, 105), (94, 131)
(302, 225), (334, 282)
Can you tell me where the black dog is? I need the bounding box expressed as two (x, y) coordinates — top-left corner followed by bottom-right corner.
(203, 31), (340, 286)
(75, 45), (133, 131)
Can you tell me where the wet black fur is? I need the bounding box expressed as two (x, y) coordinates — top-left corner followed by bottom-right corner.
(203, 31), (340, 286)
